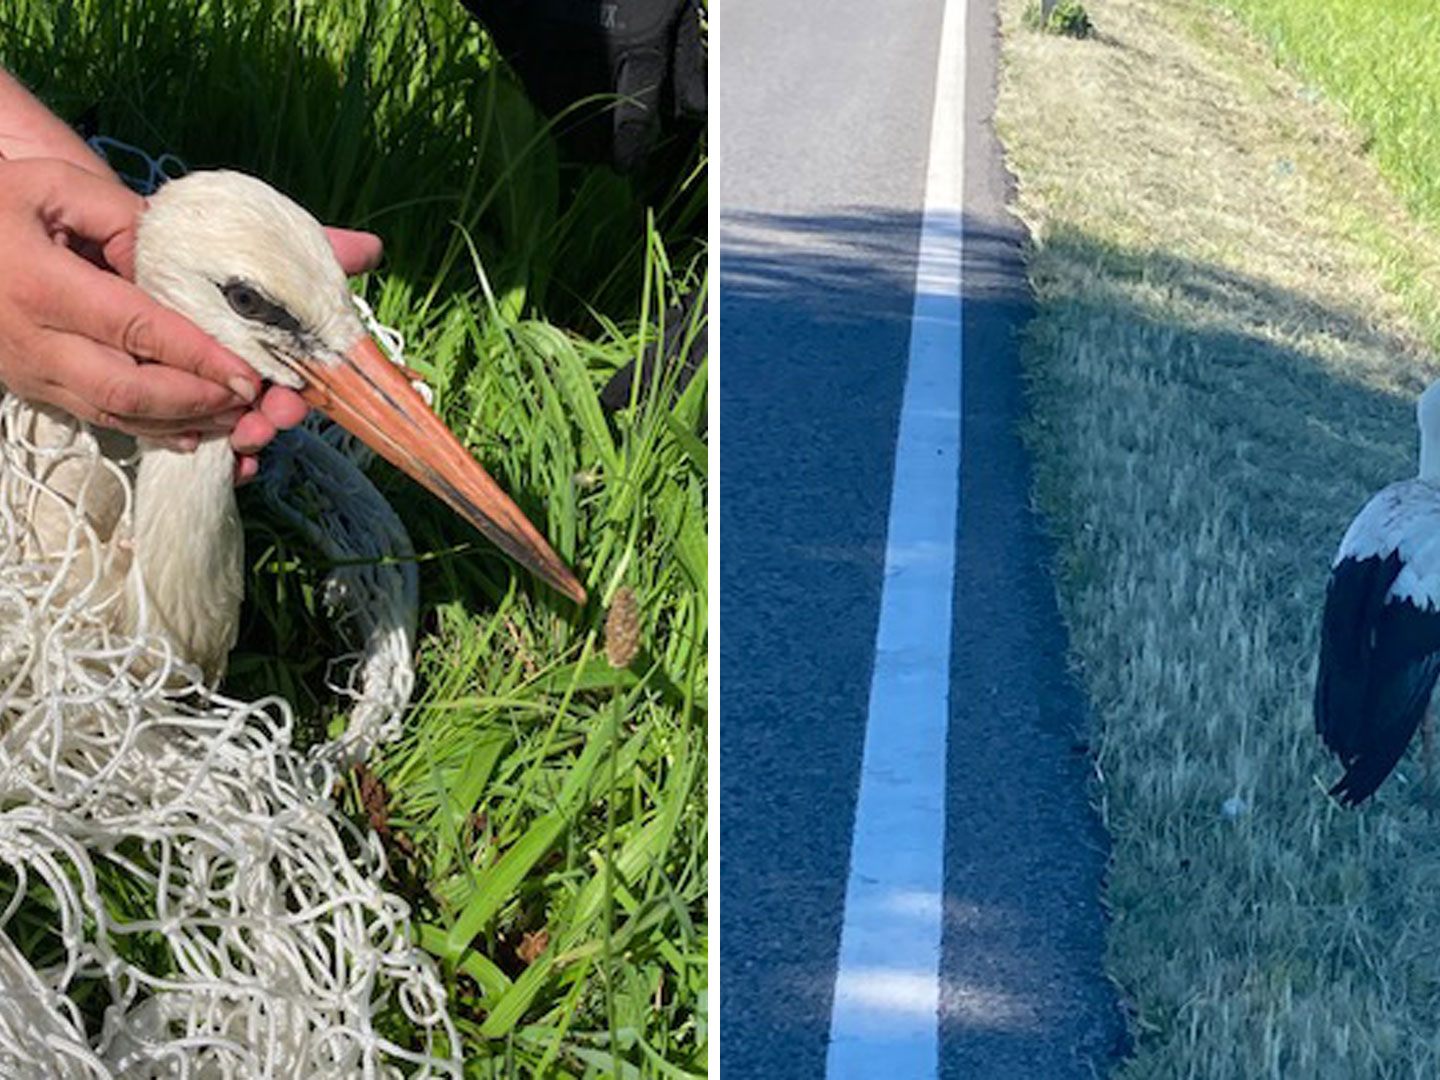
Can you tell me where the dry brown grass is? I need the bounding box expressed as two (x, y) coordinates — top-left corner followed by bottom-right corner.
(998, 0), (1440, 1074)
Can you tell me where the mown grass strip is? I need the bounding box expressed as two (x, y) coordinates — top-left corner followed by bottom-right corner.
(999, 0), (1440, 1074)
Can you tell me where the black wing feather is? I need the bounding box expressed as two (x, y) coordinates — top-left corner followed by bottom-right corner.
(1316, 553), (1401, 758)
(1316, 552), (1440, 805)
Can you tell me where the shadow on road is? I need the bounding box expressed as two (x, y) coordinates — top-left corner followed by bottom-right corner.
(721, 205), (1426, 1077)
(721, 204), (1121, 1078)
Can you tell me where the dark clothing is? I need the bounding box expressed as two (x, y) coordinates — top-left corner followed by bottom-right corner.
(459, 0), (706, 173)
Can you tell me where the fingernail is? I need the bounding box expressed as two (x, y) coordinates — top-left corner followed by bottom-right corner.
(228, 376), (259, 404)
(170, 434), (200, 453)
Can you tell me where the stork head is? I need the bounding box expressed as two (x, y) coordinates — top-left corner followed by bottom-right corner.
(135, 170), (586, 605)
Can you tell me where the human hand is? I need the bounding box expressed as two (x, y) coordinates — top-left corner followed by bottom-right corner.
(0, 157), (384, 480)
(0, 158), (262, 445)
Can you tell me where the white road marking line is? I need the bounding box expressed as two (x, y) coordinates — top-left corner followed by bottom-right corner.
(824, 0), (967, 1075)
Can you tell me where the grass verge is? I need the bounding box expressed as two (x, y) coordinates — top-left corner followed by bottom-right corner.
(998, 0), (1440, 1073)
(1, 1), (706, 1075)
(1213, 1), (1440, 238)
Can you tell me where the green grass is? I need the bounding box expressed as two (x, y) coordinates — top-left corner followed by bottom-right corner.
(998, 0), (1440, 1074)
(1214, 0), (1440, 234)
(1205, 0), (1440, 362)
(0, 1), (706, 1075)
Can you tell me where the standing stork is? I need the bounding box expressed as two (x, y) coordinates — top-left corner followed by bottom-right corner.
(1316, 380), (1440, 806)
(15, 169), (585, 683)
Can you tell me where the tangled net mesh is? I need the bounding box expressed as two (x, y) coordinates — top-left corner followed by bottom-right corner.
(0, 139), (462, 1077)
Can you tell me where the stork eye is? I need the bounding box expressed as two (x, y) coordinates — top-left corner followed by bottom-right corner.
(219, 280), (301, 332)
(221, 282), (266, 318)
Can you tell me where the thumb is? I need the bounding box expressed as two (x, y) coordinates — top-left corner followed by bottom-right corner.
(13, 159), (145, 269)
(102, 225), (138, 280)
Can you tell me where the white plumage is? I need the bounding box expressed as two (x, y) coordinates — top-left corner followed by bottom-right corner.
(12, 169), (584, 682)
(1335, 481), (1440, 610)
(1316, 380), (1440, 805)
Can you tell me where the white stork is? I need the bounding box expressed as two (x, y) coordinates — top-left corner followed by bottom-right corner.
(15, 169), (585, 683)
(1316, 379), (1440, 806)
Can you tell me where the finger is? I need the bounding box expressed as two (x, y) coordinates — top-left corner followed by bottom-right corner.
(13, 159), (145, 254)
(256, 385), (309, 430)
(102, 418), (236, 439)
(98, 409), (246, 438)
(156, 433), (200, 453)
(234, 455), (261, 486)
(325, 227), (383, 275)
(35, 252), (260, 404)
(39, 331), (243, 424)
(93, 407), (247, 435)
(34, 390), (213, 443)
(102, 226), (138, 280)
(35, 383), (109, 429)
(9, 159), (140, 277)
(229, 411), (277, 456)
(199, 407), (249, 432)
(32, 384), (196, 452)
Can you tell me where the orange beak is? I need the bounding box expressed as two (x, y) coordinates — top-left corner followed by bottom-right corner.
(298, 337), (586, 605)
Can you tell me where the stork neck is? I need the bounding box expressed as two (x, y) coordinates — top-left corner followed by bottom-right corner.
(134, 436), (236, 521)
(129, 436), (246, 681)
(1423, 431), (1440, 486)
(132, 436), (240, 589)
(1418, 382), (1440, 485)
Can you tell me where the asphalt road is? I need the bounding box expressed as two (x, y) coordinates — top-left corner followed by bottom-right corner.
(719, 1), (1124, 1075)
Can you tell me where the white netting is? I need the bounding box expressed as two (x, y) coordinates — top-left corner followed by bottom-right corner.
(0, 139), (462, 1076)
